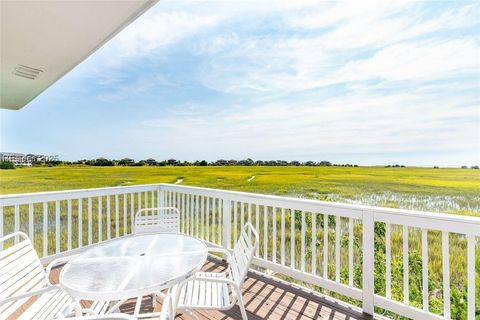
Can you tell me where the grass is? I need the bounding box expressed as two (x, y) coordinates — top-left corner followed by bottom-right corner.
(1, 165), (479, 216)
(0, 165), (479, 319)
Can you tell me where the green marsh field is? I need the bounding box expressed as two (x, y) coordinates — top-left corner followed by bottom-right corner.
(0, 166), (479, 319)
(1, 165), (479, 216)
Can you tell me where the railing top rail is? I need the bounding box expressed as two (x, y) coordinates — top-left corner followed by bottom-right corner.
(159, 183), (480, 227)
(0, 183), (160, 206)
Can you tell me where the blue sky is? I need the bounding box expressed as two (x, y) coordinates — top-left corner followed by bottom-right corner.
(1, 0), (479, 166)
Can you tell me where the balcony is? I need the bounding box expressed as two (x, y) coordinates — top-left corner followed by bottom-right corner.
(1, 184), (479, 319)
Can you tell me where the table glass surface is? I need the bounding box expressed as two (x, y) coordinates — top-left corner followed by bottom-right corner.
(60, 234), (207, 299)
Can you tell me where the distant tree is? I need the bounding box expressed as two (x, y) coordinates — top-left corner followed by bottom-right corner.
(472, 165), (479, 169)
(254, 160), (264, 166)
(290, 161), (300, 166)
(118, 158), (134, 166)
(461, 165), (468, 169)
(304, 161), (315, 166)
(94, 158), (114, 166)
(200, 160), (208, 166)
(318, 161), (332, 166)
(228, 159), (237, 165)
(0, 161), (15, 169)
(433, 166), (439, 169)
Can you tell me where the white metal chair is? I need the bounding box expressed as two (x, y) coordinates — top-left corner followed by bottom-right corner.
(134, 207), (180, 234)
(174, 223), (259, 320)
(0, 232), (111, 319)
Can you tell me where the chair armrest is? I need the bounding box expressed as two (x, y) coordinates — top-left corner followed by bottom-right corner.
(45, 254), (79, 285)
(0, 285), (60, 307)
(207, 247), (232, 262)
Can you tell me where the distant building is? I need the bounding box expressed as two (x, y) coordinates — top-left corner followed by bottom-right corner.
(167, 159), (178, 165)
(0, 152), (52, 166)
(216, 159), (228, 166)
(145, 158), (157, 166)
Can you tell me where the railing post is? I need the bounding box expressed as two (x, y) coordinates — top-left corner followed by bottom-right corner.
(222, 198), (232, 250)
(362, 210), (374, 316)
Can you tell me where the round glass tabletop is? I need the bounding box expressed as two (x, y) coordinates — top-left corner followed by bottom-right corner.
(59, 233), (207, 301)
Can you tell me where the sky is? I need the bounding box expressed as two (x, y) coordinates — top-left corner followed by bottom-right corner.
(1, 0), (479, 166)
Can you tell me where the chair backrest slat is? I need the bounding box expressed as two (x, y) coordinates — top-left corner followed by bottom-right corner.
(134, 207), (180, 234)
(231, 223), (259, 286)
(0, 232), (46, 318)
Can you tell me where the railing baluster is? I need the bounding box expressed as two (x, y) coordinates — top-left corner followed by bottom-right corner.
(248, 203), (252, 234)
(29, 203), (34, 241)
(291, 209), (295, 269)
(312, 212), (316, 275)
(386, 223), (391, 298)
(115, 194), (119, 238)
(241, 202), (245, 230)
(106, 196), (111, 240)
(301, 210), (305, 272)
(14, 205), (19, 242)
(348, 218), (353, 286)
(191, 195), (195, 236)
(43, 202), (48, 256)
(281, 208), (285, 266)
(151, 190), (154, 208)
(187, 194), (191, 235)
(138, 192), (142, 211)
(201, 195), (204, 239)
(218, 199), (223, 244)
(123, 194), (127, 236)
(264, 206), (268, 260)
(184, 194), (188, 235)
(323, 213), (328, 278)
(422, 228), (428, 311)
(130, 193), (134, 234)
(335, 215), (340, 282)
(195, 195), (199, 238)
(88, 198), (92, 245)
(78, 198), (82, 248)
(403, 225), (409, 304)
(67, 199), (72, 250)
(255, 205), (260, 256)
(273, 207), (277, 263)
(182, 193), (187, 233)
(206, 196), (210, 241)
(55, 201), (60, 253)
(442, 231), (450, 319)
(467, 234), (476, 320)
(212, 197), (216, 243)
(234, 201), (238, 242)
(98, 197), (102, 242)
(222, 199), (231, 250)
(145, 191), (148, 209)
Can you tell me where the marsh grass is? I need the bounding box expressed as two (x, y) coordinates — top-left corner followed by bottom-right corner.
(1, 166), (478, 319)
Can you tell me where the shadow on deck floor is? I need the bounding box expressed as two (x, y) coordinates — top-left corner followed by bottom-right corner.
(44, 257), (370, 320)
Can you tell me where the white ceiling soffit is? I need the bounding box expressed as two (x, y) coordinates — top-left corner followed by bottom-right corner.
(0, 0), (159, 110)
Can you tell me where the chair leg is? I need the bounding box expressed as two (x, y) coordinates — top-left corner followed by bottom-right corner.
(183, 308), (199, 320)
(236, 287), (248, 320)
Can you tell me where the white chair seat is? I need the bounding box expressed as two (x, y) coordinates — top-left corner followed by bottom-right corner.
(17, 287), (74, 320)
(177, 272), (232, 309)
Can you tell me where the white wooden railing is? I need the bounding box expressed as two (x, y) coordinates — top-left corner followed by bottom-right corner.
(0, 183), (478, 319)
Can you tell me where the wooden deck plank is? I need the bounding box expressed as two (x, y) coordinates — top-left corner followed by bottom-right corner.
(12, 257), (370, 320)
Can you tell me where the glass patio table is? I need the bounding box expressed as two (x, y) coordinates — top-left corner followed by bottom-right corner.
(59, 233), (208, 301)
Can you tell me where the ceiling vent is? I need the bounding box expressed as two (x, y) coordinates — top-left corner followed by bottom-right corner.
(12, 64), (43, 80)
